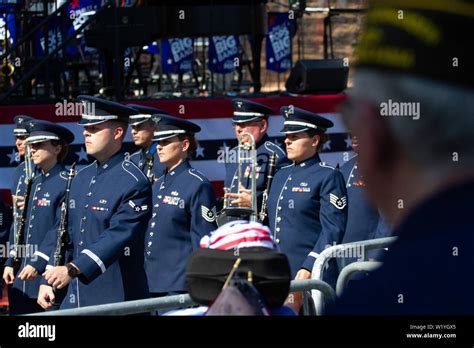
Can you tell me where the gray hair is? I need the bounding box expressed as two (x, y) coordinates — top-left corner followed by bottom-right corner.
(349, 69), (474, 178)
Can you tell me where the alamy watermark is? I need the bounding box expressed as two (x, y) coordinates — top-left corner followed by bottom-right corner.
(217, 147), (257, 164)
(323, 242), (365, 261)
(55, 99), (95, 117)
(0, 241), (38, 261)
(380, 99), (420, 120)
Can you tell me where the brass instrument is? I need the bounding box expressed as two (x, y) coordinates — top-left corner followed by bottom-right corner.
(217, 131), (258, 226)
(1, 20), (14, 77)
(258, 152), (277, 222)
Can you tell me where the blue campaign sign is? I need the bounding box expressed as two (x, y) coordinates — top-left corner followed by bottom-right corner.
(35, 16), (64, 57)
(161, 38), (194, 74)
(65, 0), (102, 56)
(208, 35), (239, 73)
(266, 12), (292, 73)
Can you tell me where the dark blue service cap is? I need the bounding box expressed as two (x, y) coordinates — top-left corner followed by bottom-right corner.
(13, 115), (34, 137)
(76, 95), (138, 126)
(152, 115), (201, 141)
(127, 104), (170, 126)
(25, 120), (75, 145)
(231, 99), (275, 123)
(280, 106), (334, 134)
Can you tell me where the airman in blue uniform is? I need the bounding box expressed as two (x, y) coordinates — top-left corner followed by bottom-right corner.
(37, 96), (152, 310)
(3, 120), (74, 314)
(338, 149), (391, 269)
(10, 115), (36, 213)
(267, 106), (347, 312)
(145, 115), (217, 295)
(127, 104), (169, 181)
(224, 99), (289, 214)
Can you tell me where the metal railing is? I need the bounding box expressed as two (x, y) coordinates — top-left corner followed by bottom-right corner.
(335, 261), (382, 297)
(311, 237), (397, 315)
(29, 279), (335, 316)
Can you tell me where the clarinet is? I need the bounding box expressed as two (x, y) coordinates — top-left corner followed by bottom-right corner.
(53, 163), (76, 268)
(258, 152), (277, 222)
(12, 148), (34, 275)
(51, 163), (76, 307)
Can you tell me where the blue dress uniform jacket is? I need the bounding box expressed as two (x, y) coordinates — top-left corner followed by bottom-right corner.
(339, 155), (380, 243)
(224, 134), (289, 208)
(145, 160), (217, 293)
(267, 154), (348, 284)
(327, 180), (474, 315)
(57, 150), (152, 308)
(128, 144), (164, 180)
(5, 164), (67, 300)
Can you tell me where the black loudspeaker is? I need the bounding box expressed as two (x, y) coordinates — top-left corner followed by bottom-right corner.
(285, 59), (349, 94)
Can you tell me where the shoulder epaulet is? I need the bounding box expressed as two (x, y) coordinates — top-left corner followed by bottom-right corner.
(129, 150), (141, 158)
(319, 162), (335, 170)
(281, 163), (294, 169)
(122, 159), (148, 182)
(76, 161), (97, 175)
(59, 171), (68, 180)
(264, 141), (286, 158)
(187, 169), (205, 182)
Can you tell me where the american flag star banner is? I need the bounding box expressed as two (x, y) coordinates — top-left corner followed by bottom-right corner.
(0, 94), (352, 201)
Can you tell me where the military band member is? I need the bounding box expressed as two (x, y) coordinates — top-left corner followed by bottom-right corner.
(37, 96), (151, 309)
(127, 104), (169, 181)
(3, 120), (74, 314)
(267, 106), (348, 312)
(145, 115), (217, 296)
(224, 99), (288, 211)
(338, 135), (391, 269)
(10, 115), (36, 215)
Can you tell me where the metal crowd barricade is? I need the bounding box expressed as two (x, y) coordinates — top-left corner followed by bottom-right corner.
(335, 261), (383, 297)
(29, 279), (335, 316)
(311, 237), (397, 315)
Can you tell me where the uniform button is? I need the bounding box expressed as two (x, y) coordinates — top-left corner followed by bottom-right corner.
(82, 216), (86, 221)
(347, 184), (351, 187)
(28, 234), (32, 238)
(350, 174), (354, 178)
(31, 215), (34, 219)
(276, 238), (280, 244)
(91, 180), (96, 184)
(85, 204), (88, 208)
(151, 222), (155, 228)
(152, 213), (156, 218)
(146, 251), (151, 256)
(276, 227), (280, 232)
(284, 186), (287, 190)
(278, 206), (281, 211)
(81, 229), (84, 233)
(87, 192), (92, 196)
(288, 177), (292, 181)
(29, 224), (33, 228)
(279, 196), (283, 200)
(79, 241), (84, 246)
(277, 217), (281, 222)
(150, 232), (154, 237)
(148, 241), (152, 247)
